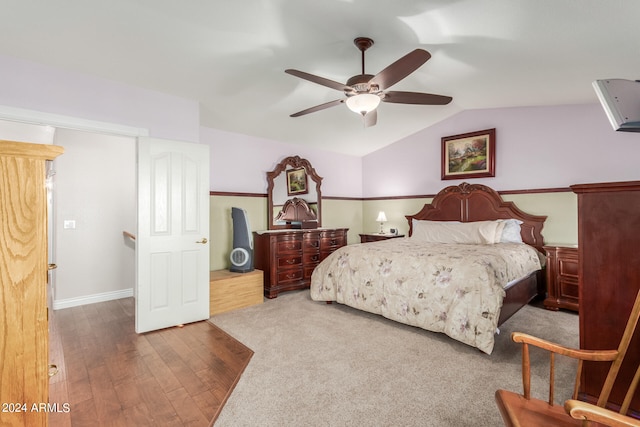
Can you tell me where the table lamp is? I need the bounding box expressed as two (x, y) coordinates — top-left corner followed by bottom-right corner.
(376, 211), (387, 234)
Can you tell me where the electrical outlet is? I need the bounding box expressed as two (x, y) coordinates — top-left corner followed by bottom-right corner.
(63, 220), (76, 229)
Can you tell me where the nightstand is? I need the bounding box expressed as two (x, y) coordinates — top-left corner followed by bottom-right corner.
(359, 233), (405, 243)
(543, 244), (579, 312)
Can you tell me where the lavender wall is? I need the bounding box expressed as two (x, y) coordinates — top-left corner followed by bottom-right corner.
(202, 126), (363, 197)
(2, 53), (636, 200)
(362, 104), (639, 197)
(0, 54), (200, 142)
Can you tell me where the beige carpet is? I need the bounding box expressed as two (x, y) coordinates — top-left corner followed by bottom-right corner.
(209, 290), (579, 426)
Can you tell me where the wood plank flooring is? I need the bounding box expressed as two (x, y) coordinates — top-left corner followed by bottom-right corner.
(48, 298), (253, 426)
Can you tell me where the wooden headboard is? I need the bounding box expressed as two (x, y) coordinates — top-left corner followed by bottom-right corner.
(275, 197), (317, 222)
(405, 182), (547, 253)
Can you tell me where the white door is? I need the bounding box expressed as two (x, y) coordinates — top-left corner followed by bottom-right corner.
(136, 137), (210, 333)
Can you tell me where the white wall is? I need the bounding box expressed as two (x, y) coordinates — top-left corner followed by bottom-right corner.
(363, 103), (639, 197)
(53, 129), (136, 305)
(0, 120), (55, 144)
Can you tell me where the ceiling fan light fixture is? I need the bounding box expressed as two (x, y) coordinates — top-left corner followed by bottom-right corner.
(345, 93), (380, 115)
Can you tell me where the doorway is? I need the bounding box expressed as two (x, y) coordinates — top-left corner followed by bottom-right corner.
(52, 128), (136, 308)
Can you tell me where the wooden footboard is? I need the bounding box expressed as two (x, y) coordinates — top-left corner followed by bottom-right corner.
(497, 270), (544, 326)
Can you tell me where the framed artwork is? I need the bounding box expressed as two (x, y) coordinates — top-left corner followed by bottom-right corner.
(286, 167), (308, 196)
(441, 128), (496, 180)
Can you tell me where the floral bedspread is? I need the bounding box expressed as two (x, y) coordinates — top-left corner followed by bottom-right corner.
(310, 238), (543, 354)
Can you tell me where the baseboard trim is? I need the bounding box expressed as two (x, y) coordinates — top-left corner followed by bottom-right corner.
(53, 288), (134, 310)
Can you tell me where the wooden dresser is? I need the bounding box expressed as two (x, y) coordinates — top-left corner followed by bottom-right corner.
(571, 181), (640, 414)
(253, 228), (348, 298)
(1, 141), (64, 427)
(543, 245), (579, 312)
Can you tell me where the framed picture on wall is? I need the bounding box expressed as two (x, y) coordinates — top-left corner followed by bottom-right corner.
(286, 167), (308, 196)
(441, 128), (496, 180)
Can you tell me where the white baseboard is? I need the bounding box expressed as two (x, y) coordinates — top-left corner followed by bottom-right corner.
(53, 288), (134, 310)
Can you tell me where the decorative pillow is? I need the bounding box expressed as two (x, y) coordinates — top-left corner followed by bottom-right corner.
(497, 219), (524, 243)
(411, 220), (502, 244)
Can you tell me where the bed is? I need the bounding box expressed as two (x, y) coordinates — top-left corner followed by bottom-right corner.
(310, 182), (547, 354)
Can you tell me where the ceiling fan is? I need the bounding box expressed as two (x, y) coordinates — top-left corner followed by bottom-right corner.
(285, 37), (453, 127)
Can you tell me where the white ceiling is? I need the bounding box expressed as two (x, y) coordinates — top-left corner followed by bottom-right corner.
(1, 0), (639, 156)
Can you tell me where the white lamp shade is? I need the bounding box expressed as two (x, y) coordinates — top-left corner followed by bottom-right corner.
(346, 93), (381, 115)
(376, 211), (387, 222)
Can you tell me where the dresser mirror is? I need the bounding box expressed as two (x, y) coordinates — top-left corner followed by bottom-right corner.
(267, 155), (322, 229)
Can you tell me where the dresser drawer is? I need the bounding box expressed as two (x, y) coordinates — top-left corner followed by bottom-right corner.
(560, 277), (579, 299)
(321, 236), (345, 249)
(321, 230), (344, 239)
(558, 257), (578, 277)
(303, 252), (321, 264)
(303, 237), (320, 251)
(277, 268), (304, 284)
(304, 265), (317, 281)
(277, 254), (302, 268)
(277, 237), (302, 253)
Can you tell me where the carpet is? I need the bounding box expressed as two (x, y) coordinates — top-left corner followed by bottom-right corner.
(209, 290), (579, 426)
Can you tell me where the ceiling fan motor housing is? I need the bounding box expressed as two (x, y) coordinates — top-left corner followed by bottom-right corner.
(345, 74), (380, 97)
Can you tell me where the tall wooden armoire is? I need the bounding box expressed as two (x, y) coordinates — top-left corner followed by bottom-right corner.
(0, 140), (64, 426)
(571, 181), (640, 414)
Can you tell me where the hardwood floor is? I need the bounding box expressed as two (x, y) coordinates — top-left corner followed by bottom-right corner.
(48, 298), (253, 426)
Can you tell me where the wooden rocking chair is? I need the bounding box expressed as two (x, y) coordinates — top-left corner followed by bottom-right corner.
(495, 289), (640, 427)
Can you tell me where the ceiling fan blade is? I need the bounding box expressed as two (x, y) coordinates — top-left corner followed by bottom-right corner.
(383, 91), (452, 105)
(369, 49), (431, 90)
(364, 109), (377, 127)
(290, 99), (345, 117)
(285, 69), (352, 92)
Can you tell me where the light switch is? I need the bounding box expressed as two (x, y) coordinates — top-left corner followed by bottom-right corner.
(63, 220), (76, 229)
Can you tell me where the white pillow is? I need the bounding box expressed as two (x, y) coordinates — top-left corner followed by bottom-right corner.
(411, 220), (502, 244)
(493, 220), (507, 244)
(497, 219), (524, 243)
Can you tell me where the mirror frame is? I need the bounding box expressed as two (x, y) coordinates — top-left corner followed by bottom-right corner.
(267, 155), (322, 230)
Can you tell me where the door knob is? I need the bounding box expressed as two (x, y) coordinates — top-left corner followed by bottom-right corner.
(196, 238), (208, 244)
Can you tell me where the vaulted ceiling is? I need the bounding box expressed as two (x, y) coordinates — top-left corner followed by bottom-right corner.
(1, 1), (639, 155)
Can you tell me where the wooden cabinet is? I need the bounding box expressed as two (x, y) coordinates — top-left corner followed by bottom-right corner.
(543, 245), (579, 312)
(359, 233), (405, 243)
(571, 181), (640, 414)
(0, 141), (64, 427)
(253, 228), (348, 298)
